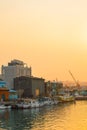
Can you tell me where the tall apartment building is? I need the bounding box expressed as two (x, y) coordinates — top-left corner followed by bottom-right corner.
(1, 59), (32, 89)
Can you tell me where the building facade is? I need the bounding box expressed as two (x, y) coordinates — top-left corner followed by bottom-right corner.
(0, 80), (9, 101)
(45, 80), (63, 96)
(14, 76), (45, 98)
(1, 59), (31, 89)
(9, 90), (18, 100)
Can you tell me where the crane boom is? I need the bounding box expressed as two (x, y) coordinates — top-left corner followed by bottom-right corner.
(69, 70), (80, 87)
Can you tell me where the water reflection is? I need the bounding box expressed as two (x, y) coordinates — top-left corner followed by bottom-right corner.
(0, 101), (87, 130)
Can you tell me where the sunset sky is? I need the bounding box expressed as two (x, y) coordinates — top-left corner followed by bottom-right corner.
(0, 0), (87, 82)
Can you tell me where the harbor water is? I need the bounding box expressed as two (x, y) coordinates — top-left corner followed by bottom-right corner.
(0, 101), (87, 130)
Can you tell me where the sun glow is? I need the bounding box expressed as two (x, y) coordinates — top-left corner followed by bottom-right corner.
(0, 0), (87, 81)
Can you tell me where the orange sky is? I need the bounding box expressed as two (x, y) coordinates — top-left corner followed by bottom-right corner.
(0, 0), (87, 82)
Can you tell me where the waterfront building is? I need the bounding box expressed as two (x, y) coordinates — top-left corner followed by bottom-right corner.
(1, 59), (32, 89)
(14, 76), (45, 98)
(0, 80), (9, 101)
(9, 90), (18, 100)
(45, 80), (63, 96)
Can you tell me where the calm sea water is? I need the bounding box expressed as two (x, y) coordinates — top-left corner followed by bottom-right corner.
(0, 101), (87, 130)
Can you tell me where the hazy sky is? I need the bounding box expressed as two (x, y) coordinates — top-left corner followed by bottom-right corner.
(0, 0), (87, 82)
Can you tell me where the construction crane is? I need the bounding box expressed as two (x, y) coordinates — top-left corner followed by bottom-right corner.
(69, 70), (80, 87)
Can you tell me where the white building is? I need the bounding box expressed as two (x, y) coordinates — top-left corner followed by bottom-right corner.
(1, 59), (32, 89)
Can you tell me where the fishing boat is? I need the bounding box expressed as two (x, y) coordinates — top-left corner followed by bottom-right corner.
(0, 104), (11, 109)
(30, 100), (40, 108)
(17, 101), (31, 109)
(58, 93), (75, 102)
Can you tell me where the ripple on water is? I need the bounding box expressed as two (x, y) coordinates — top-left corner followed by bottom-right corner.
(1, 102), (87, 130)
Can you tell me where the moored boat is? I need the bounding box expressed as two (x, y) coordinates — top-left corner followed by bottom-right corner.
(0, 104), (11, 109)
(58, 94), (75, 103)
